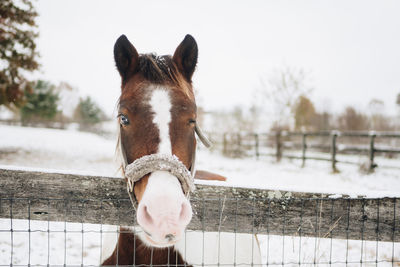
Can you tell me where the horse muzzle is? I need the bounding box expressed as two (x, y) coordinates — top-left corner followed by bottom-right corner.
(124, 154), (195, 247)
(136, 170), (193, 247)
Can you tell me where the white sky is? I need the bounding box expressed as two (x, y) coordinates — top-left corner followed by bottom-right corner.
(34, 0), (400, 117)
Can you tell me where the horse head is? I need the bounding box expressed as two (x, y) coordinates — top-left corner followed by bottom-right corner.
(114, 34), (199, 248)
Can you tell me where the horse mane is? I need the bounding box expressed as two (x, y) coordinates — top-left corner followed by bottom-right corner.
(137, 53), (193, 98)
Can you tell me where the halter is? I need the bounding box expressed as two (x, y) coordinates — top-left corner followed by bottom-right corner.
(120, 124), (211, 209)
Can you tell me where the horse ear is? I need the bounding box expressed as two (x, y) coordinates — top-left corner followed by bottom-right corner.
(173, 34), (198, 82)
(114, 35), (139, 82)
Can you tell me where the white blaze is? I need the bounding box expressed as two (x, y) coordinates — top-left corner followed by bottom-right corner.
(135, 87), (190, 247)
(149, 89), (172, 155)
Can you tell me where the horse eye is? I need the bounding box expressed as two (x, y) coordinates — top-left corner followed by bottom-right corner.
(119, 114), (130, 126)
(188, 119), (196, 124)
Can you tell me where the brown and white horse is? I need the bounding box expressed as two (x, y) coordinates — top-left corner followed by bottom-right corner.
(101, 34), (261, 266)
(102, 34), (208, 266)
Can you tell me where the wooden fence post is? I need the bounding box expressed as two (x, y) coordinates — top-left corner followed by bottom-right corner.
(369, 132), (377, 172)
(276, 131), (282, 162)
(254, 133), (259, 160)
(301, 133), (307, 167)
(223, 133), (227, 155)
(331, 131), (338, 172)
(237, 133), (242, 157)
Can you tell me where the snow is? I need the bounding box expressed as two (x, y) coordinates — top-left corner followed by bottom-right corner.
(0, 107), (14, 120)
(0, 124), (399, 265)
(0, 124), (120, 177)
(194, 148), (400, 198)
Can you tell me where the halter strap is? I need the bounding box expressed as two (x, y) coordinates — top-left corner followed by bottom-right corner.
(120, 125), (211, 209)
(125, 154), (196, 209)
(195, 124), (212, 148)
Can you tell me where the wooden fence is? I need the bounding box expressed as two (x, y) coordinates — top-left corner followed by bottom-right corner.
(0, 168), (399, 243)
(218, 131), (400, 172)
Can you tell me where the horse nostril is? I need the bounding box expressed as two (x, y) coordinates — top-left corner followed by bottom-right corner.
(165, 233), (175, 242)
(137, 204), (155, 229)
(143, 205), (154, 224)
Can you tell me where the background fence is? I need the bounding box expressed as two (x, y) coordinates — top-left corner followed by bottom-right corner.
(210, 131), (400, 172)
(0, 168), (399, 266)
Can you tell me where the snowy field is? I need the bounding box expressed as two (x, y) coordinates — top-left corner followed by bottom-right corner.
(0, 124), (399, 266)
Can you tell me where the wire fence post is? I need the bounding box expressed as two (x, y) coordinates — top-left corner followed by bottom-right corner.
(331, 131), (338, 173)
(369, 132), (377, 172)
(276, 131), (282, 162)
(301, 133), (307, 167)
(254, 133), (259, 160)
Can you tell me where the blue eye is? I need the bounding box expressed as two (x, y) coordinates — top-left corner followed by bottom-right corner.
(119, 114), (130, 126)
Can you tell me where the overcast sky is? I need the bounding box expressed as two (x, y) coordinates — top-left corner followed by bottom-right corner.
(34, 0), (400, 117)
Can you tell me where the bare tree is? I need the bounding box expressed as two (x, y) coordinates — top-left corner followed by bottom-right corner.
(312, 111), (332, 131)
(258, 66), (313, 130)
(337, 106), (369, 131)
(209, 105), (258, 133)
(367, 99), (393, 131)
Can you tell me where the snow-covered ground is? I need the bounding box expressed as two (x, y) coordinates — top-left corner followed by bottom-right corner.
(0, 124), (120, 177)
(0, 125), (399, 266)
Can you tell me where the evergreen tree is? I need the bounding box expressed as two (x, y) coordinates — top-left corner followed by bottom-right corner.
(74, 96), (104, 126)
(20, 80), (59, 124)
(0, 0), (39, 108)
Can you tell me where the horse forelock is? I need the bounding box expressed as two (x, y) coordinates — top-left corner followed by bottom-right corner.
(137, 54), (194, 99)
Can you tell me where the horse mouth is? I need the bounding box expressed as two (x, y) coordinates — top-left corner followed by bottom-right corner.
(142, 232), (178, 247)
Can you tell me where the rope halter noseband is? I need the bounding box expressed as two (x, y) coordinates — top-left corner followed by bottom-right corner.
(121, 124), (211, 209)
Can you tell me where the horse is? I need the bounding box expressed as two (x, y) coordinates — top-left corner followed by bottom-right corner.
(101, 34), (213, 266)
(101, 34), (261, 266)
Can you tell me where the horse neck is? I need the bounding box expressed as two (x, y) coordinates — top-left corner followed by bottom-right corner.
(102, 227), (190, 266)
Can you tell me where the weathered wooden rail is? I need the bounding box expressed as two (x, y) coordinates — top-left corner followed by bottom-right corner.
(0, 168), (399, 243)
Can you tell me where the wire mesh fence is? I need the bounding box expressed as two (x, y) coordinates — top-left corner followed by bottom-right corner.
(1, 197), (399, 266)
(0, 169), (399, 266)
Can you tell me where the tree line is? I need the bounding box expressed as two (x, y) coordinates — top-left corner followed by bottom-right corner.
(0, 1), (106, 130)
(205, 67), (400, 133)
(18, 80), (107, 130)
(290, 96), (397, 132)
